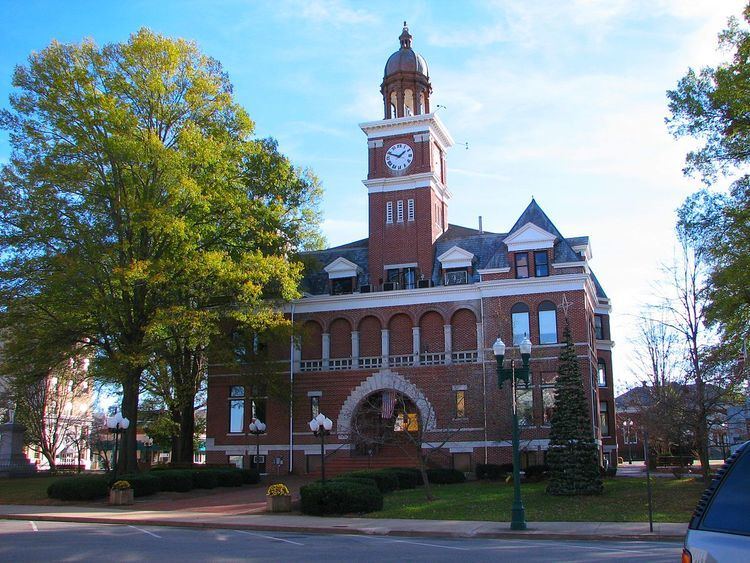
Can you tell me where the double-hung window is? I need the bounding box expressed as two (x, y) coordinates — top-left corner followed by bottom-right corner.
(534, 251), (549, 277)
(229, 386), (245, 433)
(515, 253), (529, 278)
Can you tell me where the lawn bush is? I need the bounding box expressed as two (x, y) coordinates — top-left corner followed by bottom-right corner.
(47, 475), (109, 501)
(239, 468), (261, 484)
(381, 467), (421, 489)
(152, 470), (194, 492)
(191, 470), (219, 489)
(523, 464), (550, 482)
(476, 463), (512, 480)
(300, 481), (383, 515)
(119, 473), (161, 497)
(343, 470), (399, 493)
(426, 468), (466, 484)
(330, 475), (379, 490)
(214, 468), (244, 487)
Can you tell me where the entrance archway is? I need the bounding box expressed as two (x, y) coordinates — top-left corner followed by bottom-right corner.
(350, 391), (420, 456)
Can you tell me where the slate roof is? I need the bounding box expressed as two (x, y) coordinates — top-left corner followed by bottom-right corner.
(300, 198), (608, 299)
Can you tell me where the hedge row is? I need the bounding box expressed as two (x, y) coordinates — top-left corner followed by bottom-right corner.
(475, 463), (550, 482)
(47, 475), (110, 501)
(47, 467), (260, 501)
(300, 480), (383, 515)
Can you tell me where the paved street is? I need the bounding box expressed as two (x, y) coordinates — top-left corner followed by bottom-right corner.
(0, 519), (681, 562)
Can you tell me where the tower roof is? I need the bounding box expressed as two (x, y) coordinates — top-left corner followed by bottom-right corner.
(384, 22), (429, 78)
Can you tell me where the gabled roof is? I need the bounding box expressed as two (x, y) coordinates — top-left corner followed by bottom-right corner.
(507, 199), (582, 264)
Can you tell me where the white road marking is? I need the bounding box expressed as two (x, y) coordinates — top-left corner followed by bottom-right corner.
(391, 539), (470, 551)
(234, 529), (305, 546)
(29, 521), (38, 532)
(128, 525), (162, 538)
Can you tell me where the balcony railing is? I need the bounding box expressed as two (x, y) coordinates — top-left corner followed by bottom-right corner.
(420, 352), (445, 365)
(297, 350), (480, 372)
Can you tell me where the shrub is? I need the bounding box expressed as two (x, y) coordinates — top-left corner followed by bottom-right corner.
(300, 481), (383, 515)
(476, 463), (512, 480)
(47, 475), (109, 501)
(523, 464), (550, 482)
(426, 468), (466, 484)
(119, 473), (161, 497)
(214, 469), (244, 487)
(606, 466), (618, 478)
(381, 467), (421, 489)
(154, 470), (194, 492)
(191, 470), (219, 489)
(240, 468), (261, 484)
(330, 476), (379, 491)
(343, 470), (399, 493)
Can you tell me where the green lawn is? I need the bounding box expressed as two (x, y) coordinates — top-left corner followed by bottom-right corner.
(0, 476), (64, 504)
(370, 478), (706, 523)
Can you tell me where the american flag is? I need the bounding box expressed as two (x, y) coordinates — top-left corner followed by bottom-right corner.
(381, 389), (396, 419)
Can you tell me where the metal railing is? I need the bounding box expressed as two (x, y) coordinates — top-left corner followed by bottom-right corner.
(297, 350), (479, 372)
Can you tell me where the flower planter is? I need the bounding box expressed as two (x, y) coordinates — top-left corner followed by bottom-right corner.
(266, 494), (292, 513)
(109, 488), (134, 505)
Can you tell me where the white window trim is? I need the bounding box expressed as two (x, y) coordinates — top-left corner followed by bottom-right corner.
(386, 201), (393, 224)
(397, 200), (404, 223)
(407, 198), (415, 221)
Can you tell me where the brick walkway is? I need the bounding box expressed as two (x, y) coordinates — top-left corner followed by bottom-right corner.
(130, 474), (316, 515)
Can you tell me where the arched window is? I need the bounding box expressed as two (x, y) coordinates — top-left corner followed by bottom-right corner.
(538, 301), (558, 344)
(510, 303), (530, 345)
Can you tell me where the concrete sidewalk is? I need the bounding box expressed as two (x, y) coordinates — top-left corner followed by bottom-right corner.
(0, 504), (687, 542)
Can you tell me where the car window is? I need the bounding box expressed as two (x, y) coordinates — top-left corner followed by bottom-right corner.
(701, 446), (750, 535)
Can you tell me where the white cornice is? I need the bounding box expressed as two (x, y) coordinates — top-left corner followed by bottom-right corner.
(323, 256), (361, 279)
(596, 340), (615, 351)
(359, 113), (455, 151)
(362, 172), (452, 202)
(287, 274), (591, 314)
(503, 223), (556, 252)
(437, 245), (474, 269)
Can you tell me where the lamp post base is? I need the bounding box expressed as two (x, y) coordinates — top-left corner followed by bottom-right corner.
(511, 504), (527, 530)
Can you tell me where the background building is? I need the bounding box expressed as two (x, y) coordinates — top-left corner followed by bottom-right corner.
(206, 25), (617, 474)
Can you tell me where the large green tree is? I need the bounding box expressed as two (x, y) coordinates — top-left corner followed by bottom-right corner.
(0, 29), (321, 472)
(546, 322), (602, 496)
(666, 5), (750, 352)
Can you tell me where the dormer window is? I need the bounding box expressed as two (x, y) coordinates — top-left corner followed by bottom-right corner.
(515, 253), (529, 279)
(324, 257), (361, 295)
(444, 268), (468, 286)
(437, 246), (474, 286)
(331, 278), (354, 295)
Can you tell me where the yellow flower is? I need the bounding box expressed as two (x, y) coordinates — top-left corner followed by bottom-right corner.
(112, 480), (131, 490)
(267, 483), (290, 496)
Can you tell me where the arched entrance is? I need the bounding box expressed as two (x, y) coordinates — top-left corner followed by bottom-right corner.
(350, 390), (420, 457)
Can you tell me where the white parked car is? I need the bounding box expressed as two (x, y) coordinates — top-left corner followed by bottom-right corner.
(683, 440), (750, 563)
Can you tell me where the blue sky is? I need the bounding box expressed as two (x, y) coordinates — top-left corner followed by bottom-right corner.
(0, 0), (745, 391)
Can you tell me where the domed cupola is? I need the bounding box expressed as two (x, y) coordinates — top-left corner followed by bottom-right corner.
(381, 23), (432, 119)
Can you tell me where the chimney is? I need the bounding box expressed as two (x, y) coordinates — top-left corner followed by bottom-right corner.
(478, 216), (483, 234)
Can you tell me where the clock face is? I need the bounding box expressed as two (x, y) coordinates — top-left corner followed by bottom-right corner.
(385, 143), (414, 171)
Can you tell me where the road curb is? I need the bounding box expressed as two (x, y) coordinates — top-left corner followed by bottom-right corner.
(0, 513), (685, 542)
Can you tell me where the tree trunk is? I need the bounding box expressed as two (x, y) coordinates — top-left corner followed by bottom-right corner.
(419, 454), (433, 501)
(120, 373), (140, 474)
(177, 403), (195, 464)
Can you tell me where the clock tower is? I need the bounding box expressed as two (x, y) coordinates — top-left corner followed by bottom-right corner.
(360, 23), (454, 289)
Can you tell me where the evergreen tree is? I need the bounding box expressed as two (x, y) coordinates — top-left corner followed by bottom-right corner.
(546, 321), (603, 496)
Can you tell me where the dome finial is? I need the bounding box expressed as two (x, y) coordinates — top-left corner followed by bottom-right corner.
(399, 22), (412, 49)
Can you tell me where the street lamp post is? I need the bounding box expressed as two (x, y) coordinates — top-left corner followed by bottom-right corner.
(106, 412), (130, 480)
(248, 419), (267, 472)
(493, 335), (532, 531)
(623, 419), (634, 464)
(309, 413), (333, 484)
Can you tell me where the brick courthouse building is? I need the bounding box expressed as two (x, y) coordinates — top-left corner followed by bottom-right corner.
(206, 25), (618, 474)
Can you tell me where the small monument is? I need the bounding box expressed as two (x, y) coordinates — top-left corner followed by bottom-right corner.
(0, 406), (36, 476)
